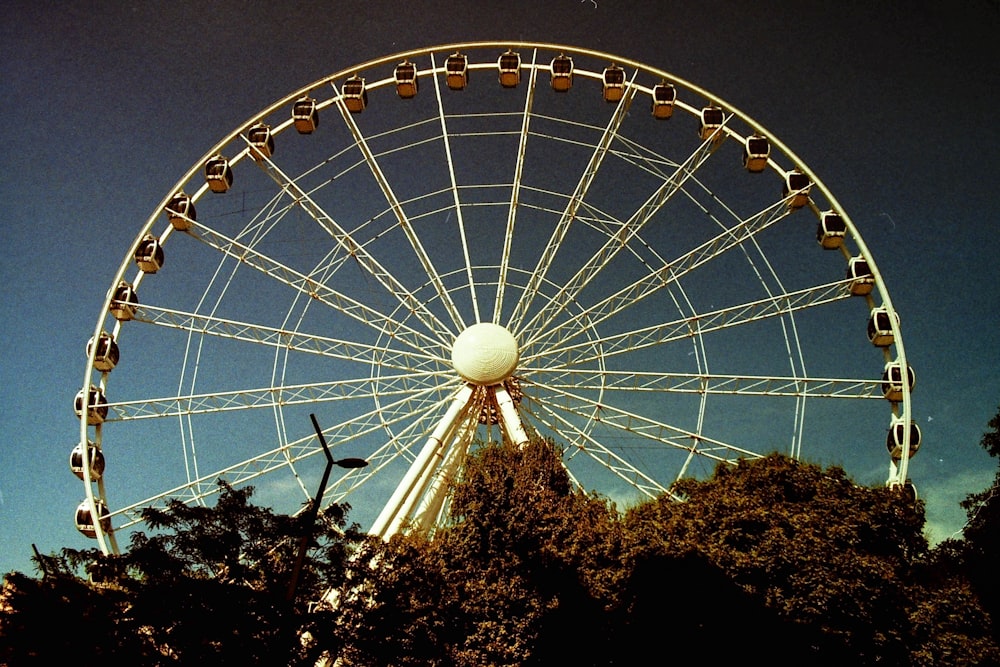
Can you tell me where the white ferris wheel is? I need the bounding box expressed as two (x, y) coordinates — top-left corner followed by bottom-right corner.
(73, 42), (920, 553)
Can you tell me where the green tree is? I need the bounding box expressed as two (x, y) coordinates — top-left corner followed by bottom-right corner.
(622, 454), (928, 663)
(337, 443), (999, 666)
(337, 438), (625, 667)
(1, 481), (363, 666)
(956, 405), (1000, 645)
(0, 565), (152, 666)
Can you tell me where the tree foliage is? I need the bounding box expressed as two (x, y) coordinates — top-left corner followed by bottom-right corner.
(1, 481), (363, 666)
(334, 441), (999, 666)
(336, 438), (624, 667)
(5, 433), (1000, 665)
(948, 404), (1000, 649)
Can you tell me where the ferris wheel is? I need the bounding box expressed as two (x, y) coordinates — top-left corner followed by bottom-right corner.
(72, 42), (919, 553)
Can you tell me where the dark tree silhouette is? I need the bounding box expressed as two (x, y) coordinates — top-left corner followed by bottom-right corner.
(1, 481), (363, 666)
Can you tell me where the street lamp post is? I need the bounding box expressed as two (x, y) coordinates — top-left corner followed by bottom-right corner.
(286, 413), (368, 604)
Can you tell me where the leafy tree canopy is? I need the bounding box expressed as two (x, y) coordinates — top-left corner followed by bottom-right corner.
(1, 481), (363, 666)
(6, 432), (1000, 666)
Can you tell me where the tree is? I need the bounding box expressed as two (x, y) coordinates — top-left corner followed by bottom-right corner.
(336, 438), (625, 667)
(954, 405), (1000, 646)
(621, 454), (929, 664)
(1, 481), (363, 666)
(337, 442), (999, 666)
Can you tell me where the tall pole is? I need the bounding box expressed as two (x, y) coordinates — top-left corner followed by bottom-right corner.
(286, 413), (367, 604)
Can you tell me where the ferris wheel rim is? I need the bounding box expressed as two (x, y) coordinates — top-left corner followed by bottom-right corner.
(76, 41), (914, 553)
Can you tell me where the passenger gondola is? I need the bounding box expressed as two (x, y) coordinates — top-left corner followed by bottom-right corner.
(867, 306), (897, 347)
(134, 234), (164, 273)
(70, 442), (105, 481)
(343, 75), (367, 113)
(165, 191), (196, 231)
(75, 498), (111, 538)
(446, 52), (468, 90)
(247, 123), (274, 160)
(394, 60), (418, 98)
(782, 169), (811, 209)
(743, 134), (770, 173)
(886, 416), (921, 460)
(881, 360), (915, 402)
(816, 210), (846, 249)
(498, 50), (521, 88)
(846, 255), (874, 296)
(896, 480), (919, 503)
(292, 95), (319, 134)
(205, 155), (233, 193)
(110, 281), (138, 321)
(550, 54), (573, 92)
(602, 65), (625, 102)
(87, 331), (119, 373)
(651, 82), (676, 119)
(699, 106), (725, 145)
(74, 385), (108, 425)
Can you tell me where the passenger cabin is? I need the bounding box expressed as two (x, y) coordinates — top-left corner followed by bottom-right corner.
(886, 416), (922, 460)
(134, 235), (164, 274)
(846, 255), (874, 296)
(743, 135), (770, 173)
(651, 82), (676, 119)
(395, 60), (418, 98)
(498, 50), (521, 88)
(75, 385), (108, 425)
(699, 106), (725, 145)
(75, 499), (111, 539)
(550, 54), (573, 92)
(881, 360), (915, 402)
(867, 306), (897, 347)
(602, 65), (625, 102)
(110, 281), (138, 321)
(782, 170), (811, 209)
(446, 52), (468, 90)
(88, 331), (120, 373)
(898, 480), (918, 503)
(817, 210), (846, 249)
(205, 155), (233, 194)
(343, 76), (367, 113)
(292, 96), (319, 134)
(248, 123), (274, 161)
(70, 442), (105, 482)
(165, 192), (196, 231)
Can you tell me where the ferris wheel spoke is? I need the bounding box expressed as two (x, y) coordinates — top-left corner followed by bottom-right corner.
(428, 52), (480, 323)
(246, 149), (455, 346)
(181, 218), (448, 355)
(524, 195), (794, 353)
(517, 112), (730, 344)
(129, 303), (447, 374)
(506, 69), (639, 332)
(495, 50), (539, 324)
(522, 278), (852, 369)
(324, 392), (454, 504)
(522, 367), (883, 399)
(102, 372), (445, 422)
(518, 395), (677, 501)
(110, 379), (454, 529)
(526, 378), (762, 462)
(331, 79), (466, 333)
(314, 379), (461, 452)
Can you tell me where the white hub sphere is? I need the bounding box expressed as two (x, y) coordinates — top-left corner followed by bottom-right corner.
(451, 323), (519, 386)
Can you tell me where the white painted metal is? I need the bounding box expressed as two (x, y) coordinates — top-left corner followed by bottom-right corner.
(76, 43), (915, 554)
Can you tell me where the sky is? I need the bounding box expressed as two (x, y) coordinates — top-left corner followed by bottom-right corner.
(1, 0), (998, 576)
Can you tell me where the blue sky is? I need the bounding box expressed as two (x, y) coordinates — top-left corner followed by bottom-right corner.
(2, 0), (998, 576)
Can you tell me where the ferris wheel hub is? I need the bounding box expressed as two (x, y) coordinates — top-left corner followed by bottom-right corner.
(451, 323), (519, 385)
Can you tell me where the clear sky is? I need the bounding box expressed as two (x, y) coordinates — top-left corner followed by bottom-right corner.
(2, 0), (998, 576)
